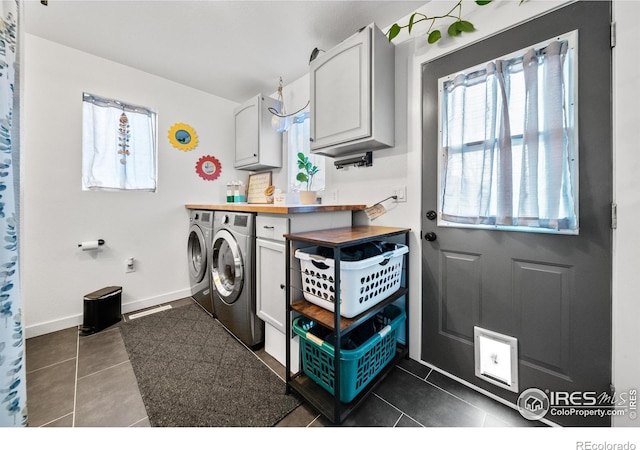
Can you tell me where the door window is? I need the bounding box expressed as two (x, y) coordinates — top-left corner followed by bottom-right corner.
(438, 31), (578, 234)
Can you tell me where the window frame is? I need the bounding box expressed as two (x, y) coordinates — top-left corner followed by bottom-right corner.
(287, 111), (325, 193)
(436, 30), (579, 235)
(82, 92), (158, 192)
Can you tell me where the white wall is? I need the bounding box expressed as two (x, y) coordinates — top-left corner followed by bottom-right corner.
(22, 34), (242, 337)
(612, 0), (640, 428)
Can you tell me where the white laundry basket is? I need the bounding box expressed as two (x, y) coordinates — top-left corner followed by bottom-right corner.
(295, 243), (408, 318)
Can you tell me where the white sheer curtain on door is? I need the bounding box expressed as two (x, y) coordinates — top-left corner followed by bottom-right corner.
(439, 34), (577, 233)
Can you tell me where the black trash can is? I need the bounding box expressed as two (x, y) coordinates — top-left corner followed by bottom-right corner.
(80, 286), (122, 336)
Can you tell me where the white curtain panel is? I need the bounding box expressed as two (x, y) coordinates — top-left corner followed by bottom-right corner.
(441, 38), (576, 232)
(287, 112), (325, 192)
(82, 95), (157, 191)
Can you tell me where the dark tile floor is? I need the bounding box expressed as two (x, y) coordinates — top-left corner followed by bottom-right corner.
(25, 297), (542, 428)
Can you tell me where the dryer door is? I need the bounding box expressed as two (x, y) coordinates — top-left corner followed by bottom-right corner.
(211, 229), (244, 305)
(187, 225), (207, 283)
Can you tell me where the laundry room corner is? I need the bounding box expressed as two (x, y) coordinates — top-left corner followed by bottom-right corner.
(20, 35), (244, 338)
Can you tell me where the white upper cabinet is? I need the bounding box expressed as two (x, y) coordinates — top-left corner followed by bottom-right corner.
(234, 94), (282, 171)
(309, 23), (394, 157)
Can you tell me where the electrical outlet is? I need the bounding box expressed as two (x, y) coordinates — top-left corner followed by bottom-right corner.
(392, 186), (407, 202)
(330, 189), (339, 203)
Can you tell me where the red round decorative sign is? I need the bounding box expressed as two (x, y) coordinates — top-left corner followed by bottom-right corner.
(195, 155), (222, 181)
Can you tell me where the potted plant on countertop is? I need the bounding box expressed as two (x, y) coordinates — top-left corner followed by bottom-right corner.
(296, 152), (319, 205)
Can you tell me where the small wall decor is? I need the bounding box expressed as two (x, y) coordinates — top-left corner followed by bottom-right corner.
(195, 155), (222, 181)
(168, 122), (198, 151)
(247, 171), (272, 204)
(117, 112), (131, 164)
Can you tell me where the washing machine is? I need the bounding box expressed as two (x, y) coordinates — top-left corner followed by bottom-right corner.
(187, 209), (214, 316)
(211, 211), (264, 348)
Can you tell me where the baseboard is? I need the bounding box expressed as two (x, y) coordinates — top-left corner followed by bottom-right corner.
(121, 288), (192, 315)
(25, 314), (82, 339)
(25, 288), (192, 339)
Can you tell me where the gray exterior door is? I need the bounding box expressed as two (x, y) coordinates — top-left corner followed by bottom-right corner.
(421, 1), (612, 427)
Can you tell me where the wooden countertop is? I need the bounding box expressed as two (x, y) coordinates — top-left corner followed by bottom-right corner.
(284, 225), (411, 246)
(185, 203), (366, 214)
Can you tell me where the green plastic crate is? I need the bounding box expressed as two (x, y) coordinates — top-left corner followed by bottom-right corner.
(292, 304), (405, 403)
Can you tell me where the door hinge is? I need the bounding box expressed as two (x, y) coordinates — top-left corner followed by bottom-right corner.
(612, 202), (617, 229)
(611, 22), (616, 48)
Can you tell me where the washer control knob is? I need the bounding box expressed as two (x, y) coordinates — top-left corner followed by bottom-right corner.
(221, 214), (229, 225)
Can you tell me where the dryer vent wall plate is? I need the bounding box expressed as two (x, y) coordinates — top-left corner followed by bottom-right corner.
(474, 326), (519, 393)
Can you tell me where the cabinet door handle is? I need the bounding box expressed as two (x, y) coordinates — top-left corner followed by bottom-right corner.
(263, 225), (274, 229)
(280, 284), (285, 289)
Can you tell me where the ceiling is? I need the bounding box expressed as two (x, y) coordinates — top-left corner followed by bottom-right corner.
(23, 0), (425, 103)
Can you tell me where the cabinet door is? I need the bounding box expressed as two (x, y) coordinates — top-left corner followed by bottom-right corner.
(310, 26), (371, 150)
(234, 97), (260, 168)
(256, 238), (286, 332)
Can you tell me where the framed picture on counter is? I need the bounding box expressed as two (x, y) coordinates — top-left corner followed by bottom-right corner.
(247, 171), (272, 204)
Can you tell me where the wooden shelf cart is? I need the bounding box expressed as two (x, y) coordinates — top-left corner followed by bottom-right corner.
(284, 226), (410, 424)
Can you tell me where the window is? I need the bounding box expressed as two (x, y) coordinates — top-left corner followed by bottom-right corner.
(287, 111), (325, 192)
(438, 31), (578, 234)
(82, 93), (157, 191)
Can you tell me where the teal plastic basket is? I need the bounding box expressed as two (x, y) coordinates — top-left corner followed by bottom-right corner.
(292, 304), (405, 403)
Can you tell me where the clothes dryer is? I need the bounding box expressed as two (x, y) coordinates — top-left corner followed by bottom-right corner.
(211, 211), (264, 348)
(187, 209), (214, 315)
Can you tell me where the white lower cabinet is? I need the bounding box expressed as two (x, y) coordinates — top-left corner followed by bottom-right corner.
(256, 215), (297, 371)
(255, 212), (352, 371)
(256, 237), (286, 331)
(257, 234), (300, 371)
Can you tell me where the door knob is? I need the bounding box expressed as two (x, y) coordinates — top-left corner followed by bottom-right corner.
(426, 210), (437, 221)
(425, 232), (437, 242)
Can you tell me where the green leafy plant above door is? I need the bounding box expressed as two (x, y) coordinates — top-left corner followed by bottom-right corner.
(387, 0), (525, 44)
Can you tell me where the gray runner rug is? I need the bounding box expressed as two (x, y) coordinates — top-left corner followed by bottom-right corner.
(119, 302), (301, 427)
